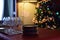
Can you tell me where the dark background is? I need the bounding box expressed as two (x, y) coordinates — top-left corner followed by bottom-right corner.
(37, 0), (60, 12)
(52, 0), (60, 12)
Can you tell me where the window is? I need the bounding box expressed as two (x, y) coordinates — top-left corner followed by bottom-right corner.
(0, 0), (4, 20)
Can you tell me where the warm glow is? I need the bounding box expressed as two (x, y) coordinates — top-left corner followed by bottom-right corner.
(22, 0), (37, 2)
(36, 3), (39, 8)
(42, 0), (48, 2)
(18, 2), (36, 24)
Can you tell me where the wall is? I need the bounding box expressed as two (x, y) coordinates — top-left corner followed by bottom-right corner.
(17, 2), (36, 25)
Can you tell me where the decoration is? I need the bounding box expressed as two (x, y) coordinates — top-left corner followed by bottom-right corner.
(32, 0), (58, 29)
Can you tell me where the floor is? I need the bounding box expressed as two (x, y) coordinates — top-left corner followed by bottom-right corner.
(7, 28), (60, 40)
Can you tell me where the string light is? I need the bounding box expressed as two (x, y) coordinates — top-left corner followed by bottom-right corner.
(56, 12), (59, 15)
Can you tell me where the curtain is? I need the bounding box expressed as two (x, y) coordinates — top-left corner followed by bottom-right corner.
(8, 0), (13, 17)
(3, 0), (16, 17)
(3, 0), (9, 17)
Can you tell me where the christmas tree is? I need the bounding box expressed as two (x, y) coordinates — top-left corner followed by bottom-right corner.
(33, 0), (57, 29)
